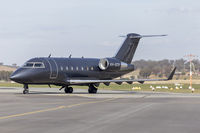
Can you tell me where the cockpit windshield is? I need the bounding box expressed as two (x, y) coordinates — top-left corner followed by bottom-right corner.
(34, 63), (44, 68)
(23, 62), (34, 68)
(22, 62), (45, 68)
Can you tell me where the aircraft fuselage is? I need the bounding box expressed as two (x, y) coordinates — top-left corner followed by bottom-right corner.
(11, 57), (135, 86)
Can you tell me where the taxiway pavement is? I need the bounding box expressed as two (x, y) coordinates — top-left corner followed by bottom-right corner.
(0, 87), (200, 133)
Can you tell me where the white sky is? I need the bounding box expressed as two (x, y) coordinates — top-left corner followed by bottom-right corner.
(0, 0), (200, 65)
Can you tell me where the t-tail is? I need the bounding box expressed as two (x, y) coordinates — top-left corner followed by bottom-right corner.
(114, 33), (167, 64)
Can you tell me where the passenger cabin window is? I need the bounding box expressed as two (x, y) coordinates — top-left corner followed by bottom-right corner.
(91, 67), (94, 70)
(81, 67), (84, 71)
(66, 66), (68, 71)
(76, 67), (78, 71)
(71, 66), (73, 71)
(61, 66), (63, 71)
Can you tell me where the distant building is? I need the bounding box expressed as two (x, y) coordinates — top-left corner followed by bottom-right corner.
(12, 63), (17, 67)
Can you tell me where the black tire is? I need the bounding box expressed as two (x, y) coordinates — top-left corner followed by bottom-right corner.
(88, 85), (97, 94)
(93, 88), (97, 93)
(23, 89), (29, 94)
(64, 87), (73, 93)
(64, 87), (69, 93)
(88, 88), (93, 93)
(68, 87), (73, 93)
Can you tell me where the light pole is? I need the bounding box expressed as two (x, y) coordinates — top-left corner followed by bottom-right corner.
(184, 54), (198, 92)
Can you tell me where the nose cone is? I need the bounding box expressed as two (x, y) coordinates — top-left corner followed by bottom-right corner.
(10, 70), (29, 83)
(10, 74), (21, 81)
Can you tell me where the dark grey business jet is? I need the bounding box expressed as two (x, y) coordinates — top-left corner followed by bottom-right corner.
(10, 33), (176, 94)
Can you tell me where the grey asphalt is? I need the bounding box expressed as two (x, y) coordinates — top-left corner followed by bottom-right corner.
(0, 87), (200, 133)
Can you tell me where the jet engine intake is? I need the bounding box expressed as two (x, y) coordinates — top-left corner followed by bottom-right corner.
(98, 58), (121, 71)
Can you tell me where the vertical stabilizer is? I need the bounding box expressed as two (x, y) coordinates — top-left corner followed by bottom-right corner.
(115, 33), (167, 64)
(115, 33), (141, 64)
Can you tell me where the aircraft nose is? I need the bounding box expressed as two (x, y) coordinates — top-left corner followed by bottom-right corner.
(10, 72), (27, 83)
(10, 74), (20, 81)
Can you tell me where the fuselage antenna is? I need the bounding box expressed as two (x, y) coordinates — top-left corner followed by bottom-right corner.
(69, 54), (72, 58)
(48, 54), (51, 58)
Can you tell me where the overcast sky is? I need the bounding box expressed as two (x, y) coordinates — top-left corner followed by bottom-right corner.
(0, 0), (200, 65)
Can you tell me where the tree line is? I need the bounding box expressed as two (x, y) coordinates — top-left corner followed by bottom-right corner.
(133, 59), (200, 78)
(0, 71), (13, 81)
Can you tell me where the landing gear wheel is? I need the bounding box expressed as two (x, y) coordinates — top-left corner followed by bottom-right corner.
(88, 85), (97, 94)
(23, 89), (29, 94)
(64, 87), (73, 93)
(23, 84), (29, 94)
(68, 87), (73, 93)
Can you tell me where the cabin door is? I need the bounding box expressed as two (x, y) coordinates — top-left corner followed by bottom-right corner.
(48, 58), (58, 79)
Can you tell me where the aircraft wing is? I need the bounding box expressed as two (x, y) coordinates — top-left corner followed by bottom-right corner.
(67, 67), (176, 85)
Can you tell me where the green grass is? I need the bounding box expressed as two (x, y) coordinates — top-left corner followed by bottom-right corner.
(1, 82), (200, 93)
(98, 83), (200, 93)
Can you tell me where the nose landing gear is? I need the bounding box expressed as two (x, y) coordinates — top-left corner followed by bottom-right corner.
(23, 84), (29, 94)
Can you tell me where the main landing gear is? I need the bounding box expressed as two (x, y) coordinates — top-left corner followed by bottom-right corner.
(23, 84), (29, 94)
(88, 84), (98, 94)
(64, 86), (73, 93)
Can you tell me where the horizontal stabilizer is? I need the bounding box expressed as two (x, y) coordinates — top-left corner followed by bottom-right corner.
(130, 34), (167, 39)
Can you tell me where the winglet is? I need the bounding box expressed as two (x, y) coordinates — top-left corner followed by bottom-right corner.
(167, 67), (176, 80)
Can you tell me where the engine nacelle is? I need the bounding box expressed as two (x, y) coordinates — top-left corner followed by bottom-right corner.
(98, 58), (121, 71)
